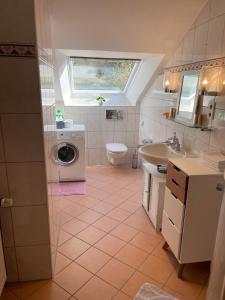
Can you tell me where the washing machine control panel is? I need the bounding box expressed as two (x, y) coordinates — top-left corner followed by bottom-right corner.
(57, 131), (84, 140)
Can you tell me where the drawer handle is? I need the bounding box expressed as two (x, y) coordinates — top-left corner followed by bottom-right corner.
(171, 192), (178, 199)
(168, 217), (175, 226)
(172, 179), (179, 186)
(173, 165), (181, 172)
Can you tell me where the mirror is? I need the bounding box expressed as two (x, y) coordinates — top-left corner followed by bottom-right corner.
(176, 71), (200, 125)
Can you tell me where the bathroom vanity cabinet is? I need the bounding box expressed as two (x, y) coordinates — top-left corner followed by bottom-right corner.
(162, 158), (224, 277)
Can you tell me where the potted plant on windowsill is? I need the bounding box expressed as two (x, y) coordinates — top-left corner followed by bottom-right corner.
(96, 96), (106, 106)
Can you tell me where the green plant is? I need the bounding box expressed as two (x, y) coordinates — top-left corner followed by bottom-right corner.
(96, 96), (106, 104)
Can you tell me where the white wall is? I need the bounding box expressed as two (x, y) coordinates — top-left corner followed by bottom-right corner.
(139, 1), (225, 298)
(63, 106), (140, 166)
(140, 0), (225, 156)
(50, 0), (206, 54)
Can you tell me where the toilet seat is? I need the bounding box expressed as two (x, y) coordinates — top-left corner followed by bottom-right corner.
(106, 143), (128, 153)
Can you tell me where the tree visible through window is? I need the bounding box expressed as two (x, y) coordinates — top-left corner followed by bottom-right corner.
(70, 57), (140, 92)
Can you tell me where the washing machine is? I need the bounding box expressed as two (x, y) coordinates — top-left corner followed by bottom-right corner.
(44, 124), (86, 182)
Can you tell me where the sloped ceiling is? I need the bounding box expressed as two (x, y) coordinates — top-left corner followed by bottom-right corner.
(50, 0), (207, 54)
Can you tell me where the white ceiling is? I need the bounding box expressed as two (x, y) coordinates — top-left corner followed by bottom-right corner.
(50, 0), (207, 55)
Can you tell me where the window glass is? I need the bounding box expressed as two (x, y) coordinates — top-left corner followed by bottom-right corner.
(70, 57), (140, 92)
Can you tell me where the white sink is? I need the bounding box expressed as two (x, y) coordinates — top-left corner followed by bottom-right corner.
(139, 143), (185, 165)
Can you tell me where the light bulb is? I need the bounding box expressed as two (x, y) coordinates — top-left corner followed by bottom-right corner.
(202, 79), (208, 86)
(222, 80), (225, 85)
(165, 80), (170, 86)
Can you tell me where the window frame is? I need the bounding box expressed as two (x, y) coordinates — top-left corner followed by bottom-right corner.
(68, 56), (141, 95)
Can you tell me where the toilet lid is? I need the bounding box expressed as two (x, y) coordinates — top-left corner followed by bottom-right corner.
(106, 143), (128, 153)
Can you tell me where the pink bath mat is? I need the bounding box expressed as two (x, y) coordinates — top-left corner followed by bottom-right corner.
(49, 182), (86, 196)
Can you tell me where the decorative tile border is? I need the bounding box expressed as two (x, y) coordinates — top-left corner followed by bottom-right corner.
(165, 56), (225, 73)
(0, 43), (36, 58)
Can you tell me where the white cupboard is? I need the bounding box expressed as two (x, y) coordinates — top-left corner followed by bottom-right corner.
(162, 158), (224, 277)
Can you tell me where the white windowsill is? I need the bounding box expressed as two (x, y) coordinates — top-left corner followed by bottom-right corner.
(64, 93), (134, 106)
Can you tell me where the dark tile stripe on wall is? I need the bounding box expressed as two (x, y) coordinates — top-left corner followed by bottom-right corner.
(0, 43), (36, 58)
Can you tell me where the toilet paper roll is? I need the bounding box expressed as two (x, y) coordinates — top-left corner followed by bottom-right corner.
(64, 119), (73, 128)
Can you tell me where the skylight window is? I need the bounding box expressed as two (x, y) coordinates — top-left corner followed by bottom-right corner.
(69, 57), (140, 93)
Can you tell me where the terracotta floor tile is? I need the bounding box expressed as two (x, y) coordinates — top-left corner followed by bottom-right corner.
(106, 208), (131, 222)
(54, 262), (92, 295)
(26, 282), (70, 300)
(7, 280), (48, 299)
(164, 272), (203, 299)
(163, 287), (192, 300)
(93, 216), (120, 233)
(62, 219), (89, 236)
(61, 213), (74, 225)
(151, 240), (177, 263)
(58, 237), (90, 260)
(76, 196), (101, 209)
(92, 202), (114, 214)
(86, 186), (110, 200)
(63, 203), (87, 218)
(94, 234), (126, 256)
(0, 288), (19, 300)
(58, 230), (73, 246)
(130, 231), (160, 253)
(196, 286), (207, 300)
(115, 244), (148, 269)
(103, 194), (126, 207)
(114, 188), (136, 200)
(111, 223), (138, 242)
(119, 200), (141, 213)
(77, 209), (103, 224)
(139, 255), (174, 284)
(76, 247), (111, 273)
(100, 183), (120, 194)
(97, 258), (135, 289)
(54, 253), (72, 275)
(123, 214), (150, 231)
(122, 271), (161, 298)
(75, 276), (118, 300)
(76, 226), (106, 245)
(113, 291), (132, 300)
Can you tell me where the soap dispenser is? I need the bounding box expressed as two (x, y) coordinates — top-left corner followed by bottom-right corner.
(56, 108), (64, 129)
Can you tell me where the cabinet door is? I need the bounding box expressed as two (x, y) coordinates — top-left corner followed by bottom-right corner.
(0, 230), (6, 295)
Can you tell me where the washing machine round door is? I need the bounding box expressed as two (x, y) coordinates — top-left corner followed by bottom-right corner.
(55, 143), (79, 165)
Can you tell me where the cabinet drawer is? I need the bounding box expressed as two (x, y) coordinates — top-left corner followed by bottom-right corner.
(164, 187), (184, 231)
(166, 176), (186, 203)
(167, 161), (187, 189)
(162, 211), (181, 258)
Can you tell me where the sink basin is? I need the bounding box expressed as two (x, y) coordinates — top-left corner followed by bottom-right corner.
(139, 143), (185, 165)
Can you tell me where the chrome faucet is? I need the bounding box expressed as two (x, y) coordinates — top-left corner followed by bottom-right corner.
(166, 132), (181, 152)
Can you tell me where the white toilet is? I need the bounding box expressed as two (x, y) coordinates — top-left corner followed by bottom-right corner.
(106, 143), (128, 165)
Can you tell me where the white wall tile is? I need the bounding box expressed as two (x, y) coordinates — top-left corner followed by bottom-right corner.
(87, 132), (101, 148)
(16, 245), (52, 281)
(206, 15), (225, 59)
(210, 0), (225, 18)
(0, 0), (36, 43)
(4, 247), (18, 282)
(0, 208), (14, 247)
(1, 114), (44, 162)
(0, 58), (41, 113)
(64, 105), (140, 165)
(7, 162), (48, 206)
(182, 29), (195, 63)
(0, 163), (9, 198)
(0, 125), (5, 162)
(193, 22), (208, 61)
(194, 1), (211, 26)
(12, 206), (50, 246)
(88, 149), (102, 165)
